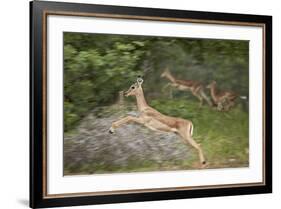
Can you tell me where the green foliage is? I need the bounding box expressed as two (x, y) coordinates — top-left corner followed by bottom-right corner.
(64, 33), (147, 130)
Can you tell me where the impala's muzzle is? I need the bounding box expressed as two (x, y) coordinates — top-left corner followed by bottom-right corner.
(124, 90), (131, 97)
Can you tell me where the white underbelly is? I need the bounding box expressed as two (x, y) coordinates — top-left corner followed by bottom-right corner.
(144, 119), (176, 133)
(179, 85), (190, 91)
(172, 84), (189, 91)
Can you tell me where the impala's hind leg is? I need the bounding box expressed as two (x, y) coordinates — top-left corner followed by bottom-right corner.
(200, 89), (213, 107)
(193, 92), (204, 107)
(178, 125), (206, 166)
(185, 135), (206, 165)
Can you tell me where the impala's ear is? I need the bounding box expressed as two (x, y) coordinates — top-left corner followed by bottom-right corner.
(137, 76), (143, 86)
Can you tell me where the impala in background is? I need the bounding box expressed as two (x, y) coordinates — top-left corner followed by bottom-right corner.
(206, 81), (247, 111)
(161, 68), (213, 107)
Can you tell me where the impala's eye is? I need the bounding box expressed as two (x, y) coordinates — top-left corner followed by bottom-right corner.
(131, 86), (135, 89)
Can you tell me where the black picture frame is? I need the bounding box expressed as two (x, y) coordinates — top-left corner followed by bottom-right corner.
(30, 1), (272, 208)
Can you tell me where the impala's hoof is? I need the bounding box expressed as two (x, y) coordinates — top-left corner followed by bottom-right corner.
(109, 127), (114, 134)
(201, 161), (208, 169)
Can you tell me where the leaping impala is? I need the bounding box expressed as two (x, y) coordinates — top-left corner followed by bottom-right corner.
(206, 81), (242, 111)
(109, 77), (206, 166)
(160, 68), (213, 107)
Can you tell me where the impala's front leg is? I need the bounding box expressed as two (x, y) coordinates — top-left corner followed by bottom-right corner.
(109, 116), (144, 134)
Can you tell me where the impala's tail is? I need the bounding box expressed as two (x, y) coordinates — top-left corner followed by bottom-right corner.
(240, 96), (247, 100)
(189, 123), (194, 137)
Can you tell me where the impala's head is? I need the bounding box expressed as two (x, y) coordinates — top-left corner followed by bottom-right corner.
(160, 67), (171, 78)
(206, 80), (217, 89)
(124, 77), (144, 97)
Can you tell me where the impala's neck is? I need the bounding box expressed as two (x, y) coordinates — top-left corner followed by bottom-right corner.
(210, 85), (219, 103)
(164, 72), (176, 83)
(135, 87), (149, 111)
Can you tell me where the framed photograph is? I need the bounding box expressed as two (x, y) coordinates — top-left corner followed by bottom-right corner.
(30, 0), (272, 208)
